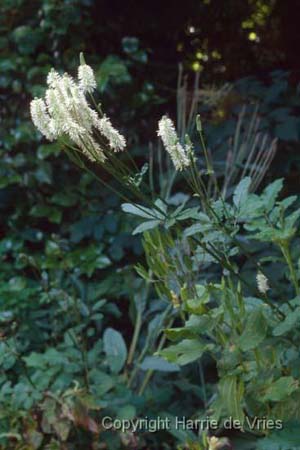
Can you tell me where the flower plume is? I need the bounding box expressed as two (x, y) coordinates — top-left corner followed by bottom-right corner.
(98, 115), (126, 152)
(78, 64), (97, 93)
(157, 116), (190, 171)
(30, 98), (57, 141)
(30, 61), (126, 162)
(256, 271), (270, 294)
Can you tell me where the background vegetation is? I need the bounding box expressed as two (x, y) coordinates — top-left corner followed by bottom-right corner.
(1, 0), (300, 449)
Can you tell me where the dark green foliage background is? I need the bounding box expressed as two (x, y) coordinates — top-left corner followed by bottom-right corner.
(1, 0), (300, 448)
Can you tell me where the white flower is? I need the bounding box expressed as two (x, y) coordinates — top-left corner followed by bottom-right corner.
(256, 271), (270, 294)
(78, 64), (97, 93)
(30, 62), (126, 163)
(30, 98), (57, 141)
(157, 115), (190, 171)
(47, 68), (61, 87)
(97, 115), (126, 152)
(208, 436), (230, 450)
(45, 88), (66, 133)
(208, 437), (220, 450)
(157, 115), (177, 147)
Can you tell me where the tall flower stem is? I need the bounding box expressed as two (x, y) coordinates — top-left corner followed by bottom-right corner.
(280, 242), (300, 296)
(196, 114), (214, 175)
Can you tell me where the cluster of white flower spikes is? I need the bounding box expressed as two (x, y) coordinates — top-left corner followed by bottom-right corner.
(30, 63), (126, 162)
(157, 115), (191, 171)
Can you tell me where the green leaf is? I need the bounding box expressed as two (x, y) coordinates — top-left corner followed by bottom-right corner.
(233, 177), (251, 210)
(34, 164), (53, 184)
(256, 422), (300, 450)
(103, 328), (127, 373)
(37, 143), (61, 159)
(8, 277), (26, 292)
(275, 117), (299, 141)
(13, 26), (43, 55)
(184, 220), (211, 237)
(26, 429), (43, 449)
(165, 326), (200, 341)
(237, 309), (267, 351)
(219, 376), (244, 422)
(140, 356), (180, 372)
(121, 202), (163, 219)
(281, 195), (297, 210)
(89, 370), (114, 395)
(185, 285), (210, 314)
(157, 413), (197, 442)
(97, 55), (131, 91)
(117, 405), (136, 420)
(265, 79), (287, 102)
(263, 377), (298, 402)
(53, 419), (71, 442)
(132, 219), (160, 235)
(159, 339), (211, 366)
(175, 207), (204, 221)
(263, 179), (284, 211)
(269, 107), (291, 121)
(285, 209), (300, 232)
(273, 308), (300, 336)
(51, 192), (77, 207)
(23, 352), (45, 369)
(30, 205), (62, 224)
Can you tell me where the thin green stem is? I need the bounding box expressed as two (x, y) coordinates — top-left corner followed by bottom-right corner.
(127, 310), (143, 367)
(280, 242), (300, 296)
(127, 304), (173, 388)
(138, 318), (173, 396)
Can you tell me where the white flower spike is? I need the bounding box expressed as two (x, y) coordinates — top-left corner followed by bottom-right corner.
(256, 271), (270, 294)
(30, 59), (126, 162)
(78, 64), (97, 94)
(157, 115), (190, 171)
(98, 115), (126, 152)
(30, 98), (57, 141)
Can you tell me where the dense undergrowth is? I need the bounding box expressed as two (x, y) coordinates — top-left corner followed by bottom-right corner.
(1, 1), (300, 449)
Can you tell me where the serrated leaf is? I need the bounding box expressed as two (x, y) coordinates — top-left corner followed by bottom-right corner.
(281, 195), (297, 210)
(233, 177), (251, 210)
(285, 209), (300, 232)
(184, 222), (210, 237)
(263, 179), (284, 211)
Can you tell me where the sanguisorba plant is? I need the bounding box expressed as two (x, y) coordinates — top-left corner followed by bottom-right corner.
(31, 56), (300, 439)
